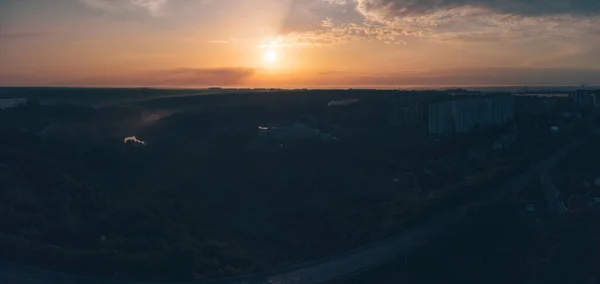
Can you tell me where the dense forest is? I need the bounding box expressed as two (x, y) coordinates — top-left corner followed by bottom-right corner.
(0, 90), (574, 281)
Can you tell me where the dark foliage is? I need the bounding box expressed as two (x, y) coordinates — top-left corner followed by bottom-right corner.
(0, 89), (572, 281)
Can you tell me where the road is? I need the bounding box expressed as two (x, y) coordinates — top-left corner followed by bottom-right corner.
(540, 171), (567, 215)
(0, 138), (585, 284)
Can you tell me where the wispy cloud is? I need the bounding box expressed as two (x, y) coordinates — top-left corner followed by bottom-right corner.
(82, 67), (255, 87)
(264, 21), (407, 48)
(321, 17), (335, 28)
(149, 67), (256, 85)
(355, 0), (600, 20)
(0, 31), (48, 40)
(1, 67), (257, 87)
(323, 0), (348, 5)
(79, 0), (168, 16)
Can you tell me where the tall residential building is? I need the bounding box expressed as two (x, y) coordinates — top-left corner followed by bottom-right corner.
(572, 90), (599, 108)
(389, 102), (424, 128)
(491, 95), (515, 125)
(452, 98), (490, 133)
(428, 101), (455, 136)
(428, 95), (514, 136)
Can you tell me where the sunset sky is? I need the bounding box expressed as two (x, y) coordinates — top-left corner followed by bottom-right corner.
(1, 0), (600, 88)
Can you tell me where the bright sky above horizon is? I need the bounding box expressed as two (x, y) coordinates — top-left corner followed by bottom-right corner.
(1, 0), (600, 88)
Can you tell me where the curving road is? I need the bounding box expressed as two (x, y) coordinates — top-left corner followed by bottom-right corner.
(0, 138), (585, 284)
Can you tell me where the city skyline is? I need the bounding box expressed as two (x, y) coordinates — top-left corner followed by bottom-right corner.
(1, 0), (600, 88)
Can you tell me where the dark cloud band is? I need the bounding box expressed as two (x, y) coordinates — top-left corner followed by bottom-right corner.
(357, 0), (600, 19)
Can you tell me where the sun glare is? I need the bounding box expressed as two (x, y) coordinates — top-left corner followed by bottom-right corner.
(264, 49), (279, 65)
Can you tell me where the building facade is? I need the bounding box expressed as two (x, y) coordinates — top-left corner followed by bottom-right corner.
(428, 95), (514, 136)
(389, 102), (424, 128)
(572, 90), (598, 109)
(428, 101), (455, 136)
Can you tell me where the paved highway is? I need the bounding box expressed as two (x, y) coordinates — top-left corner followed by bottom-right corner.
(0, 139), (585, 284)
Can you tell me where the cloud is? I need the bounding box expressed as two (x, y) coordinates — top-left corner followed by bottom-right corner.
(314, 68), (600, 86)
(147, 68), (256, 86)
(351, 0), (600, 42)
(267, 21), (407, 48)
(278, 0), (600, 46)
(1, 67), (257, 87)
(0, 31), (48, 40)
(428, 14), (600, 43)
(79, 0), (168, 16)
(355, 0), (600, 21)
(323, 0), (348, 5)
(0, 74), (58, 86)
(98, 67), (255, 87)
(321, 17), (335, 27)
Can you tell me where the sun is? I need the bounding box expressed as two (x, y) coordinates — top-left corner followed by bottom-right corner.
(264, 49), (279, 65)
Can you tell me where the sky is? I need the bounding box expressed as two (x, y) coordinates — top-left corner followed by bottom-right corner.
(1, 0), (600, 88)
